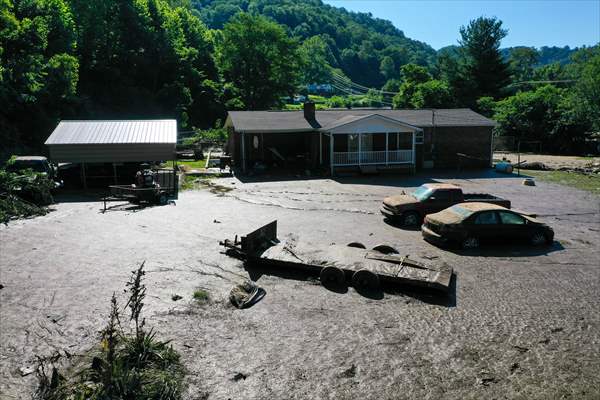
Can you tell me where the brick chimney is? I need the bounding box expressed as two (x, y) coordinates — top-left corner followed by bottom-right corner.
(303, 101), (316, 121)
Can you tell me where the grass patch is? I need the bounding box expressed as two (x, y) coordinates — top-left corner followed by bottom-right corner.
(37, 262), (186, 400)
(162, 160), (208, 170)
(193, 289), (209, 302)
(181, 175), (233, 195)
(526, 170), (600, 194)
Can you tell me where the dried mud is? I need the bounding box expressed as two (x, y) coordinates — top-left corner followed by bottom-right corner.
(1, 170), (599, 399)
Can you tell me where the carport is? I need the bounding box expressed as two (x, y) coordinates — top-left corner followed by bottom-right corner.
(45, 120), (177, 188)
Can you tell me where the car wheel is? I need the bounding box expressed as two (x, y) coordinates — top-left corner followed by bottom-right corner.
(530, 231), (547, 246)
(402, 211), (421, 227)
(320, 266), (345, 287)
(461, 236), (479, 250)
(351, 269), (380, 291)
(347, 242), (366, 249)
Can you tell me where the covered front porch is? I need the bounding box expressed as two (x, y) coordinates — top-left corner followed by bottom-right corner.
(321, 114), (421, 175)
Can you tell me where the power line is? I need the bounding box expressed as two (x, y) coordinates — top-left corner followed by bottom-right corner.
(507, 79), (577, 87)
(330, 72), (401, 96)
(329, 82), (395, 106)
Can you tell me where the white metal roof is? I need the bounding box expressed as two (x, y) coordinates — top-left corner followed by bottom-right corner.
(45, 120), (177, 145)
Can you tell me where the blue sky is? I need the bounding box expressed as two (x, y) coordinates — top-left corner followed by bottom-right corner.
(322, 0), (600, 49)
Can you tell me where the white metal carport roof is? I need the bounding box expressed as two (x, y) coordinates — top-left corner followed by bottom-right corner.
(45, 120), (177, 163)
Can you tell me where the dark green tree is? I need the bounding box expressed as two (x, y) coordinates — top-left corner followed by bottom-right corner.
(298, 35), (336, 84)
(509, 46), (539, 83)
(216, 12), (301, 110)
(461, 17), (510, 98)
(443, 17), (510, 106)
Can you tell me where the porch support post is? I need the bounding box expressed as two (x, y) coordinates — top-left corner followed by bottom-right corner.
(329, 133), (334, 176)
(385, 132), (389, 166)
(241, 132), (246, 174)
(358, 132), (362, 165)
(412, 130), (417, 174)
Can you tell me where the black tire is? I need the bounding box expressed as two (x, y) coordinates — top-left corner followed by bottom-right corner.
(320, 266), (346, 287)
(347, 242), (366, 249)
(352, 269), (380, 291)
(530, 230), (547, 246)
(157, 193), (168, 205)
(371, 244), (399, 254)
(461, 236), (480, 250)
(402, 211), (421, 227)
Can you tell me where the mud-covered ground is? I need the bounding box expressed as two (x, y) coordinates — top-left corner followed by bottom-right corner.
(1, 170), (599, 399)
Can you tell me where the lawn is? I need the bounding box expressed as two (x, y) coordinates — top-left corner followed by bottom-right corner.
(525, 170), (600, 194)
(161, 159), (208, 170)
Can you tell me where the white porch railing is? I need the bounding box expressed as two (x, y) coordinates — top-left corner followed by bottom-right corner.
(333, 150), (413, 166)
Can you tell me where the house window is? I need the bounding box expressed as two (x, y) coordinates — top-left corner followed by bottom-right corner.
(415, 131), (424, 144)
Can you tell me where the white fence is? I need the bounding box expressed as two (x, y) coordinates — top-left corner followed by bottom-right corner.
(333, 150), (413, 166)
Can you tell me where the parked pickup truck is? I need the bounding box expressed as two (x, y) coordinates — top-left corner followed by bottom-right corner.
(381, 183), (511, 226)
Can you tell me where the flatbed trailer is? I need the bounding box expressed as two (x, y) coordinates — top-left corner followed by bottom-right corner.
(220, 221), (453, 294)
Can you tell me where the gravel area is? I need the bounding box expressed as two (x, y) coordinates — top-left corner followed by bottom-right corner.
(494, 152), (600, 170)
(1, 170), (599, 399)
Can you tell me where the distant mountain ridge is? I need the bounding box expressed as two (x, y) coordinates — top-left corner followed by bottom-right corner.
(501, 46), (580, 66)
(192, 0), (437, 87)
(193, 0), (583, 87)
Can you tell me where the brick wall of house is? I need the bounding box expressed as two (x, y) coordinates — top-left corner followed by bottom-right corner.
(432, 126), (493, 168)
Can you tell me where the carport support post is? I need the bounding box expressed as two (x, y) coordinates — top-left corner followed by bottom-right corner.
(81, 162), (87, 190)
(319, 132), (322, 165)
(112, 163), (118, 185)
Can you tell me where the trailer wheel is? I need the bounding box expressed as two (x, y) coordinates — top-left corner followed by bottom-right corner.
(372, 244), (399, 254)
(347, 242), (366, 249)
(320, 266), (345, 287)
(352, 269), (380, 291)
(157, 193), (168, 205)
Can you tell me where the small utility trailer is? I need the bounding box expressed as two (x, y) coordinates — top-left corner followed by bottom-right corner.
(220, 221), (453, 294)
(103, 167), (178, 212)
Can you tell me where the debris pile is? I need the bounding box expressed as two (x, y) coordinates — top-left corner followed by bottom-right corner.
(229, 281), (266, 309)
(0, 169), (54, 223)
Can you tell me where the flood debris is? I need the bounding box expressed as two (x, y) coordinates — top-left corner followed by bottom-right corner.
(232, 372), (248, 381)
(341, 364), (356, 378)
(229, 281), (266, 309)
(0, 169), (55, 223)
(19, 366), (35, 376)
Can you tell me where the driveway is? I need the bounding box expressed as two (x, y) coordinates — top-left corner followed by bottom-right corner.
(1, 170), (599, 399)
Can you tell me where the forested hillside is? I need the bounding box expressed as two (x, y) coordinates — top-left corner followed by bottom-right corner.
(193, 0), (436, 88)
(501, 46), (579, 67)
(1, 0), (599, 157)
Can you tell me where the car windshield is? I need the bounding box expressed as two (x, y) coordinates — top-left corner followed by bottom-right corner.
(7, 160), (46, 173)
(411, 186), (433, 201)
(447, 204), (474, 219)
